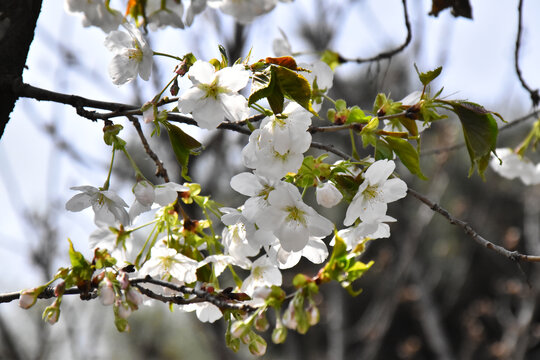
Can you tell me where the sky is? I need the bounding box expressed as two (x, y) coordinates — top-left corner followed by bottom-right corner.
(1, 0), (539, 293)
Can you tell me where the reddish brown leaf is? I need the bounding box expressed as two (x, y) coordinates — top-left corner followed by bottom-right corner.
(263, 56), (298, 70)
(429, 0), (472, 19)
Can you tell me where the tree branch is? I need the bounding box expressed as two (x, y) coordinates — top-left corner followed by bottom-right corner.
(338, 0), (411, 64)
(514, 0), (539, 107)
(407, 187), (540, 263)
(421, 109), (540, 156)
(0, 276), (257, 313)
(0, 0), (44, 140)
(128, 115), (170, 182)
(13, 81), (252, 134)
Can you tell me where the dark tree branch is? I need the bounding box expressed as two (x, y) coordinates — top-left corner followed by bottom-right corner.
(407, 187), (540, 263)
(421, 109), (540, 156)
(338, 0), (411, 64)
(514, 0), (539, 107)
(0, 0), (44, 139)
(13, 81), (252, 134)
(128, 115), (170, 182)
(0, 276), (257, 313)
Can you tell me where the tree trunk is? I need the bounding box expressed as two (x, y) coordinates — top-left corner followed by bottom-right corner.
(0, 0), (43, 139)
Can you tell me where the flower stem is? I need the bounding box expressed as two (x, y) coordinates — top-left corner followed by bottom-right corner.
(152, 51), (182, 61)
(103, 145), (116, 190)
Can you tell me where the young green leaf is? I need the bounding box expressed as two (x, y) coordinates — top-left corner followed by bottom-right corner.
(320, 49), (342, 70)
(164, 122), (201, 181)
(448, 101), (499, 178)
(414, 64), (443, 86)
(274, 66), (314, 114)
(384, 136), (427, 180)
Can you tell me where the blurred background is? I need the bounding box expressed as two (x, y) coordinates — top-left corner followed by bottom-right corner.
(1, 0), (540, 359)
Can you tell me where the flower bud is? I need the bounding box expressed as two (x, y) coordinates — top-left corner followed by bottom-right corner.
(282, 302), (297, 330)
(42, 305), (60, 325)
(306, 304), (320, 326)
(19, 290), (36, 309)
(126, 288), (143, 307)
(316, 182), (343, 208)
(254, 311), (269, 332)
(272, 325), (287, 344)
(99, 279), (115, 306)
(248, 334), (267, 356)
(118, 271), (129, 290)
(116, 300), (132, 319)
(54, 282), (65, 297)
(230, 320), (249, 339)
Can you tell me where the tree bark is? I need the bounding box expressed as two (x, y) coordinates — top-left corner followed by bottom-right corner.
(0, 0), (43, 139)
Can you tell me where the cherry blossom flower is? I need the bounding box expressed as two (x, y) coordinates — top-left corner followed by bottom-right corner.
(208, 0), (278, 24)
(65, 0), (122, 33)
(229, 172), (280, 224)
(185, 0), (208, 26)
(299, 60), (334, 112)
(129, 181), (189, 221)
(66, 185), (129, 226)
(241, 103), (312, 179)
(104, 23), (153, 85)
(139, 244), (199, 283)
(316, 181), (343, 208)
(146, 0), (185, 30)
(490, 148), (539, 185)
(334, 215), (396, 251)
(257, 183), (333, 252)
(199, 254), (251, 276)
(221, 223), (261, 262)
(266, 236), (328, 269)
(178, 61), (250, 129)
(178, 302), (223, 323)
(241, 255), (282, 296)
(344, 159), (407, 226)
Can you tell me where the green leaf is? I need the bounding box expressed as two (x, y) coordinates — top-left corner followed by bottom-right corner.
(274, 66), (314, 114)
(384, 136), (428, 180)
(164, 122), (201, 181)
(414, 64), (443, 86)
(375, 138), (394, 161)
(321, 49), (341, 70)
(448, 101), (499, 178)
(293, 274), (310, 288)
(248, 68), (277, 108)
(68, 239), (93, 284)
(347, 106), (371, 124)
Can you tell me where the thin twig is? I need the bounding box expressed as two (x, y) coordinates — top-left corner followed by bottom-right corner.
(129, 115), (170, 181)
(310, 141), (352, 160)
(421, 109), (540, 156)
(13, 81), (252, 134)
(130, 277), (257, 312)
(514, 0), (539, 107)
(0, 276), (257, 313)
(407, 187), (540, 263)
(339, 0), (411, 64)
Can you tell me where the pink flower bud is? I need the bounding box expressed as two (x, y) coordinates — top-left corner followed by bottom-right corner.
(119, 272), (129, 290)
(272, 326), (287, 344)
(19, 290), (36, 309)
(248, 335), (267, 356)
(99, 279), (115, 306)
(117, 300), (132, 319)
(126, 288), (143, 307)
